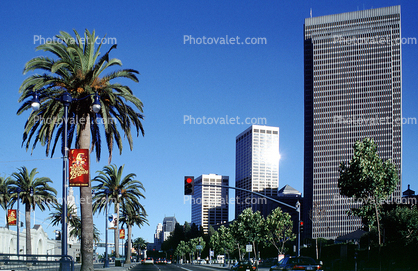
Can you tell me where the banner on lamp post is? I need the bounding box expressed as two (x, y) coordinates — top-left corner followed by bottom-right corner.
(119, 229), (125, 239)
(109, 214), (118, 230)
(69, 149), (90, 187)
(7, 209), (16, 226)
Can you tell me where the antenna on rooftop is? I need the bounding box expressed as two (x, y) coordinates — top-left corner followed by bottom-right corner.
(310, 8), (312, 18)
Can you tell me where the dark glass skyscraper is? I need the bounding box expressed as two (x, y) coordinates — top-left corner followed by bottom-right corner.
(304, 6), (402, 239)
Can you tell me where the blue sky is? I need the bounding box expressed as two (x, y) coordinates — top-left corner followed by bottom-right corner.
(0, 0), (418, 250)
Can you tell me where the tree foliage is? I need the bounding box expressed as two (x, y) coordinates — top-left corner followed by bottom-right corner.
(265, 207), (295, 255)
(381, 205), (418, 245)
(338, 138), (399, 245)
(231, 208), (266, 260)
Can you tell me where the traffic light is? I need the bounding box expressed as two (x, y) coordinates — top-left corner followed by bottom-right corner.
(300, 221), (304, 233)
(184, 176), (194, 195)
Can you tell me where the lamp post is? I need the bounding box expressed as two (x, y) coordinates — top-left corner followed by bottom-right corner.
(104, 189), (110, 268)
(31, 91), (100, 267)
(16, 188), (22, 256)
(296, 201), (301, 257)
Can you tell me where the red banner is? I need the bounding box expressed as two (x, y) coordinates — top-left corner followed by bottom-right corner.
(69, 149), (90, 187)
(119, 229), (125, 239)
(7, 209), (16, 226)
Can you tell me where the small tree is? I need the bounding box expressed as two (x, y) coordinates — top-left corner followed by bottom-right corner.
(338, 138), (399, 246)
(309, 203), (326, 259)
(265, 207), (295, 256)
(231, 208), (266, 262)
(210, 225), (235, 265)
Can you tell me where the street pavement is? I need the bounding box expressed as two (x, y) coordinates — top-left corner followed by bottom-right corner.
(94, 263), (270, 271)
(91, 263), (270, 271)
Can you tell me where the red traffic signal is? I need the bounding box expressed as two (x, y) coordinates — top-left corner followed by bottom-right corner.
(184, 176), (194, 195)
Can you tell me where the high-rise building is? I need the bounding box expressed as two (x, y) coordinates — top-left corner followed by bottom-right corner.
(191, 174), (229, 233)
(304, 6), (402, 239)
(153, 216), (178, 250)
(235, 125), (280, 218)
(153, 223), (163, 250)
(162, 216), (177, 241)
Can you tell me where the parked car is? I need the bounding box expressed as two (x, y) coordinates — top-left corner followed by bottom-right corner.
(231, 260), (257, 271)
(269, 256), (323, 271)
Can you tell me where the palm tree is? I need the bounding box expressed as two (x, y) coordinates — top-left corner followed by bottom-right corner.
(17, 29), (144, 270)
(47, 202), (101, 242)
(120, 202), (148, 264)
(0, 176), (12, 209)
(133, 237), (147, 261)
(92, 164), (145, 258)
(0, 176), (12, 228)
(10, 167), (57, 255)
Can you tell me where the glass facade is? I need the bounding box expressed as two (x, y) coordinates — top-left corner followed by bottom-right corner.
(304, 6), (402, 239)
(235, 125), (280, 218)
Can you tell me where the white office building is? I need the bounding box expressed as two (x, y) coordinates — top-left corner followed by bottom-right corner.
(191, 174), (229, 233)
(235, 125), (280, 217)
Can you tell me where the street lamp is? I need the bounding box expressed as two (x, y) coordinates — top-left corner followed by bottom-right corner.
(15, 188), (22, 256)
(104, 189), (110, 268)
(31, 91), (101, 268)
(296, 201), (301, 257)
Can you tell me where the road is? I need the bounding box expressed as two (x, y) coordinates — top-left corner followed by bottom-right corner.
(131, 264), (227, 271)
(130, 264), (270, 271)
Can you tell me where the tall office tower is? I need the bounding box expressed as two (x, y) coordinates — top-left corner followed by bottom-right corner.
(154, 223), (163, 250)
(304, 6), (402, 240)
(235, 125), (280, 218)
(191, 174), (229, 233)
(162, 216), (177, 241)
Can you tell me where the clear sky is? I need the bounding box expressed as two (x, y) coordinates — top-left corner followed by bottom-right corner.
(0, 0), (417, 250)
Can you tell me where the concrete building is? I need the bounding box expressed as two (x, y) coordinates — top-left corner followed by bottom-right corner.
(191, 174), (229, 233)
(153, 223), (163, 251)
(235, 125), (280, 217)
(0, 224), (79, 260)
(303, 6), (402, 239)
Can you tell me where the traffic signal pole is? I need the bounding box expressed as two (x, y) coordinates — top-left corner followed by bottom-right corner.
(192, 183), (301, 257)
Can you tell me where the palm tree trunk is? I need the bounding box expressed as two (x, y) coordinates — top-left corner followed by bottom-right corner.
(115, 202), (120, 258)
(125, 224), (132, 264)
(25, 204), (31, 255)
(79, 114), (94, 271)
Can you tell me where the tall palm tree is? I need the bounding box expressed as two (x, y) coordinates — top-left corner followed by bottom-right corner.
(120, 202), (148, 264)
(0, 176), (12, 210)
(0, 176), (12, 228)
(92, 164), (145, 258)
(17, 29), (144, 270)
(10, 167), (57, 255)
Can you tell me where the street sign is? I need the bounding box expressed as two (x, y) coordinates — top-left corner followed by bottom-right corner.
(196, 245), (203, 250)
(246, 244), (252, 252)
